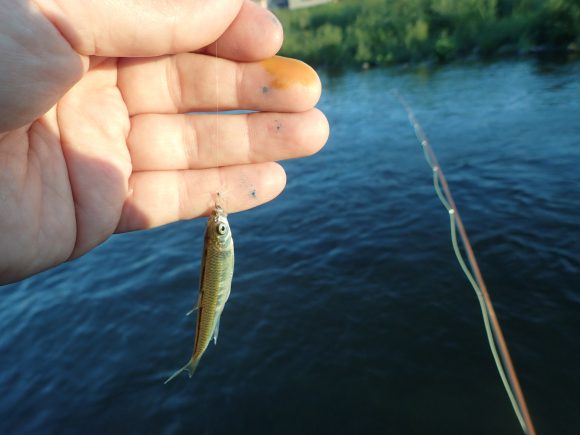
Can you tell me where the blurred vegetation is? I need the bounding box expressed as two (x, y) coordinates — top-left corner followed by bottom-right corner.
(275, 0), (580, 68)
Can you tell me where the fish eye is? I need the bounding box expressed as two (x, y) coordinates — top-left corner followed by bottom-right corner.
(217, 223), (227, 235)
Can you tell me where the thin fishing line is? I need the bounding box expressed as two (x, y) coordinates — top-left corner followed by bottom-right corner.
(420, 107), (529, 435)
(432, 167), (451, 211)
(448, 212), (527, 431)
(216, 41), (219, 193)
(393, 90), (536, 435)
(434, 152), (524, 430)
(215, 40), (222, 209)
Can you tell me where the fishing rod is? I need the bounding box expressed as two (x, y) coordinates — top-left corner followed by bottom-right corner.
(394, 91), (536, 435)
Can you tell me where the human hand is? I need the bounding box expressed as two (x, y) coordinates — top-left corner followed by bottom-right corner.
(0, 0), (329, 283)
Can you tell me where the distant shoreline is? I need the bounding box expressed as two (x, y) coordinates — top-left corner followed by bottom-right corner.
(275, 0), (580, 69)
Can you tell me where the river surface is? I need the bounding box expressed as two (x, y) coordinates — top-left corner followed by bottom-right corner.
(1, 60), (579, 435)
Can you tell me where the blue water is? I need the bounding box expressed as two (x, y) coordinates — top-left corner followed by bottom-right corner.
(1, 60), (579, 435)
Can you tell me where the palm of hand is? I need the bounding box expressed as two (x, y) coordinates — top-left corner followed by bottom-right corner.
(0, 1), (328, 284)
(1, 57), (131, 281)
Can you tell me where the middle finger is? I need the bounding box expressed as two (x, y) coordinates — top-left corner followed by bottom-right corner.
(127, 109), (329, 171)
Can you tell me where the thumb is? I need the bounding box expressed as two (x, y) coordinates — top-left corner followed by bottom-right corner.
(35, 0), (245, 57)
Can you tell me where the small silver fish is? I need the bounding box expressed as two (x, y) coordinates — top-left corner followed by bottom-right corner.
(165, 205), (234, 383)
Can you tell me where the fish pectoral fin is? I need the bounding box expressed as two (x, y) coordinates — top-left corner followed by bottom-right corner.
(212, 314), (222, 345)
(186, 300), (201, 316)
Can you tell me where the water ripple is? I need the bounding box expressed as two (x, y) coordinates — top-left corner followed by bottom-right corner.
(1, 60), (580, 435)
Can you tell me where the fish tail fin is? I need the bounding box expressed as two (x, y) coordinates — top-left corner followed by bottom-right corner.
(164, 358), (200, 384)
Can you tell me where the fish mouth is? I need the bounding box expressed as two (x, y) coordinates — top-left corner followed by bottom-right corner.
(213, 205), (226, 217)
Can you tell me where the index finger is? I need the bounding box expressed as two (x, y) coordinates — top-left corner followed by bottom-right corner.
(35, 0), (244, 56)
(200, 0), (283, 61)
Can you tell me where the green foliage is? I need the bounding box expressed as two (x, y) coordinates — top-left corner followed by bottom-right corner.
(275, 0), (580, 67)
(435, 30), (456, 61)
